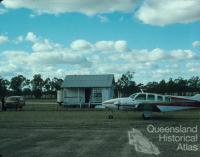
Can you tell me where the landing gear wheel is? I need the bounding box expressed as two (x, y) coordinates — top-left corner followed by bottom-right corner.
(142, 113), (149, 120)
(142, 112), (152, 120)
(108, 115), (114, 119)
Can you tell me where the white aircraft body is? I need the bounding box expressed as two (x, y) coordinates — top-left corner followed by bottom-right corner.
(102, 93), (200, 119)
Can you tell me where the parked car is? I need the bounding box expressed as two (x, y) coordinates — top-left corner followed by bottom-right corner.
(4, 96), (25, 110)
(0, 102), (2, 111)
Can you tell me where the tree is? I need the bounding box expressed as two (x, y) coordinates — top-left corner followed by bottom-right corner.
(10, 75), (26, 95)
(43, 78), (52, 97)
(115, 72), (139, 97)
(158, 80), (167, 94)
(0, 77), (9, 97)
(174, 77), (188, 95)
(22, 88), (32, 97)
(145, 81), (159, 93)
(43, 78), (51, 91)
(166, 78), (176, 95)
(31, 74), (44, 98)
(188, 76), (200, 94)
(22, 79), (31, 88)
(51, 77), (63, 91)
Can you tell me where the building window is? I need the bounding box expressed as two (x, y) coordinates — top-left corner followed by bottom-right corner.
(64, 89), (67, 97)
(91, 88), (102, 103)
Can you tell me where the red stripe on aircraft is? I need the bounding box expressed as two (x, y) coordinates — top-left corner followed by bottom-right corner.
(154, 102), (200, 108)
(171, 96), (195, 101)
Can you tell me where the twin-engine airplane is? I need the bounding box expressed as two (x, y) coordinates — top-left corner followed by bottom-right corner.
(102, 92), (200, 119)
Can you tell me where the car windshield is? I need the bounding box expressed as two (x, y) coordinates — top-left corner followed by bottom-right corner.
(7, 97), (20, 101)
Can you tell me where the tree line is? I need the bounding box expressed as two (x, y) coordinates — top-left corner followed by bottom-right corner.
(115, 72), (200, 97)
(0, 74), (63, 98)
(0, 72), (200, 99)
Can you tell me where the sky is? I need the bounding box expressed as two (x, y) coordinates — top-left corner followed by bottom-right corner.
(0, 0), (200, 83)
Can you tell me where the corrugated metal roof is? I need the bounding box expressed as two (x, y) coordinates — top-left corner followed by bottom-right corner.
(63, 74), (114, 88)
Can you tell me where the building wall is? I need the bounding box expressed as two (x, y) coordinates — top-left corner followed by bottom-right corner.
(64, 88), (85, 105)
(63, 87), (114, 105)
(102, 87), (114, 102)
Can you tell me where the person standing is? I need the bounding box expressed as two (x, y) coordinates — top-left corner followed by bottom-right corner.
(1, 97), (5, 111)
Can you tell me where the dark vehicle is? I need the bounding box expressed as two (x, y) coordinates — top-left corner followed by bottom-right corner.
(0, 102), (2, 111)
(5, 96), (25, 110)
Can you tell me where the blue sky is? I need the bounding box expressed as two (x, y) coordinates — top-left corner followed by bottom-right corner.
(0, 0), (200, 83)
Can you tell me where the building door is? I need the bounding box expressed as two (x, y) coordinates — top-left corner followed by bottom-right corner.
(85, 88), (92, 103)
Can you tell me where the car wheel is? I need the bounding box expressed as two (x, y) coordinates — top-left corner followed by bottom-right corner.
(19, 106), (23, 111)
(108, 115), (114, 119)
(16, 104), (18, 111)
(3, 107), (6, 111)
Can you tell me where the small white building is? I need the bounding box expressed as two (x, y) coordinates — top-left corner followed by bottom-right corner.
(62, 74), (115, 107)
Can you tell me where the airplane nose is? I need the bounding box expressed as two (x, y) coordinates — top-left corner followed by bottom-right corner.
(102, 98), (120, 108)
(103, 99), (116, 104)
(102, 99), (112, 107)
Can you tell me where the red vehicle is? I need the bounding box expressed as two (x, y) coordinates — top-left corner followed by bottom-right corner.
(4, 96), (25, 110)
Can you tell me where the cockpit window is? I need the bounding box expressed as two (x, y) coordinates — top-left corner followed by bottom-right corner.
(130, 94), (137, 99)
(157, 96), (163, 101)
(147, 94), (155, 101)
(165, 96), (171, 102)
(135, 94), (146, 100)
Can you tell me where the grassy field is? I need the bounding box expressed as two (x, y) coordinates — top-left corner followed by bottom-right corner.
(0, 102), (200, 157)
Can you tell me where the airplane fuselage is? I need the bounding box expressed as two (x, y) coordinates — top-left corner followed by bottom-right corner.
(102, 93), (200, 113)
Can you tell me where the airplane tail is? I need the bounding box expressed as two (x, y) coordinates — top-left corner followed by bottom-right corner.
(191, 94), (200, 101)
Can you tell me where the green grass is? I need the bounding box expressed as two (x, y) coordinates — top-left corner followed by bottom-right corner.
(0, 103), (200, 157)
(24, 99), (57, 111)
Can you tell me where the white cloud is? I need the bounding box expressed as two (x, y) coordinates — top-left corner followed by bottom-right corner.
(113, 48), (167, 62)
(2, 0), (138, 16)
(24, 32), (63, 52)
(0, 61), (17, 75)
(149, 48), (166, 61)
(25, 32), (38, 42)
(114, 40), (128, 52)
(16, 35), (24, 42)
(3, 0), (200, 26)
(1, 32), (200, 82)
(0, 8), (7, 14)
(186, 62), (200, 72)
(95, 40), (128, 52)
(70, 40), (92, 51)
(98, 15), (109, 23)
(95, 41), (115, 51)
(192, 41), (200, 47)
(32, 39), (61, 52)
(136, 0), (200, 26)
(150, 69), (172, 78)
(171, 49), (196, 60)
(0, 35), (9, 44)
